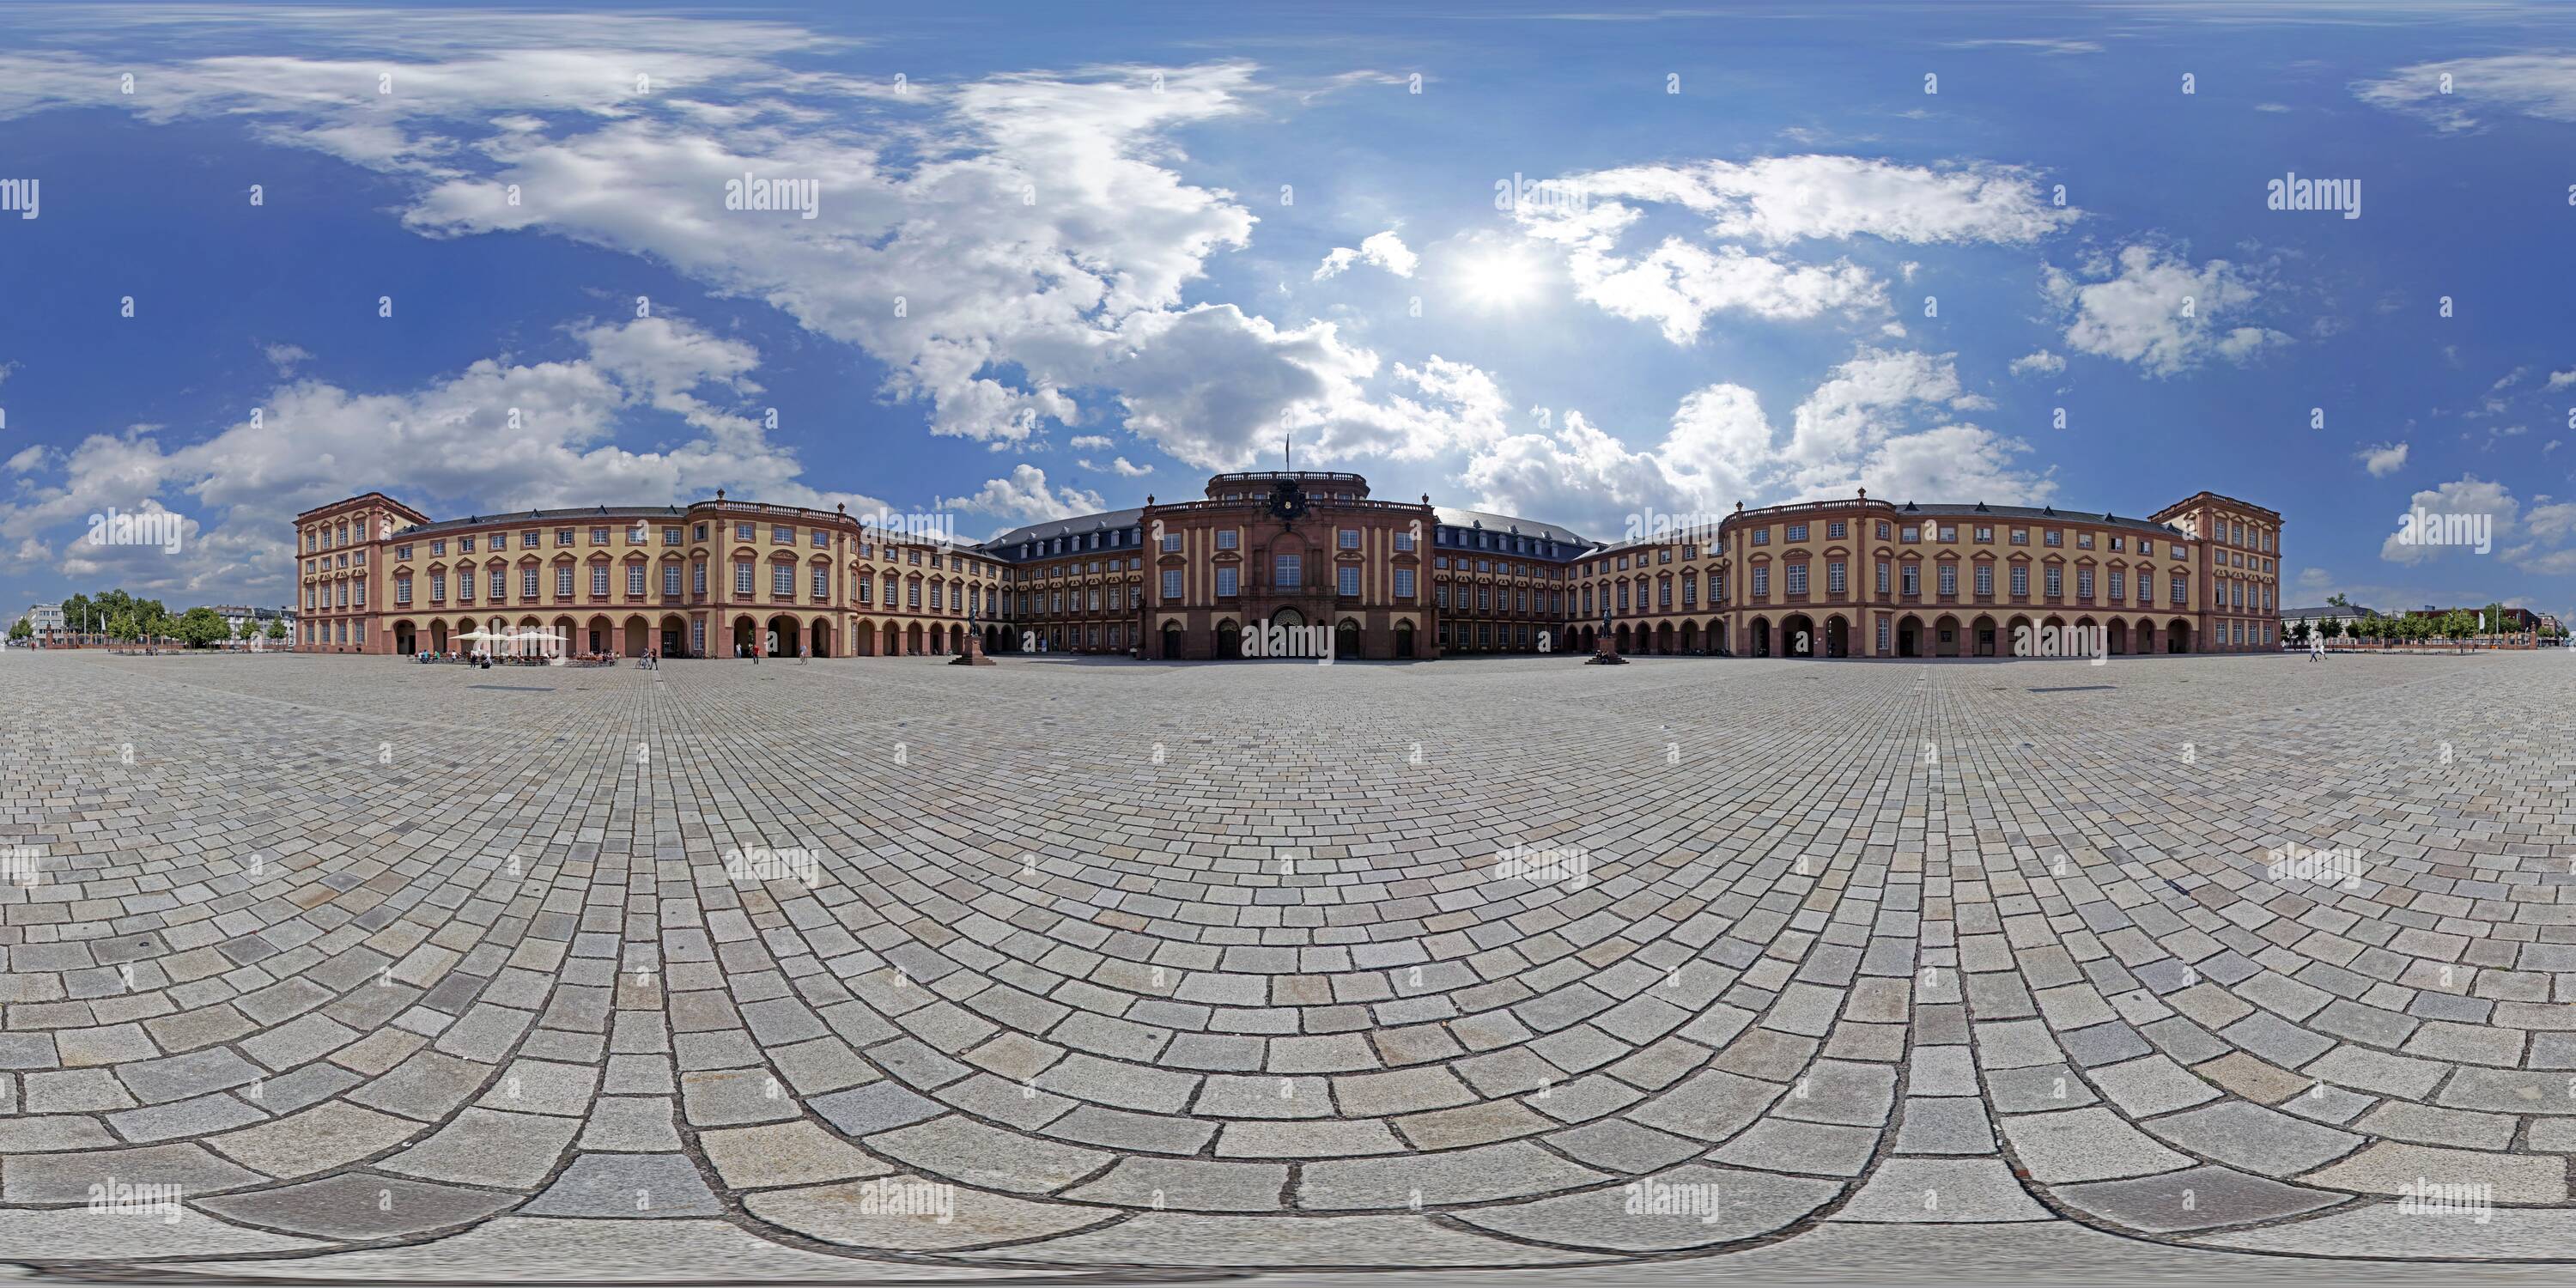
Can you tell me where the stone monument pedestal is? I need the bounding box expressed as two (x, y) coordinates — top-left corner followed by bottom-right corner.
(1585, 633), (1628, 665)
(951, 634), (998, 666)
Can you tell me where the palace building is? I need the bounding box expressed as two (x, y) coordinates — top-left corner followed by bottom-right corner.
(295, 476), (2279, 659)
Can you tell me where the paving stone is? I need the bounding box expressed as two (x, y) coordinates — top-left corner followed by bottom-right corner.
(520, 1153), (725, 1218)
(1298, 1141), (1610, 1209)
(1003, 1212), (1587, 1267)
(194, 1172), (517, 1240)
(1998, 1108), (2192, 1184)
(2142, 1099), (2363, 1176)
(379, 1107), (581, 1189)
(869, 1115), (1113, 1193)
(746, 1175), (1109, 1251)
(1453, 1163), (1843, 1252)
(700, 1120), (893, 1189)
(1063, 1157), (1291, 1212)
(2300, 1142), (2567, 1205)
(2054, 1163), (2347, 1233)
(1, 1143), (266, 1203)
(1830, 1157), (2053, 1223)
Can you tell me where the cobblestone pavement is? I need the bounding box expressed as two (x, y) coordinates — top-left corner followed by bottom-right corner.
(3, 647), (2575, 1282)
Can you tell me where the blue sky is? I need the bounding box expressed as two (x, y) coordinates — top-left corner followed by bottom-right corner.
(3, 1), (2575, 621)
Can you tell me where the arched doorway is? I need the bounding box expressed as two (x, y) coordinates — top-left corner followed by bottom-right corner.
(2107, 618), (2129, 655)
(1218, 620), (1242, 659)
(623, 616), (649, 657)
(394, 622), (416, 653)
(430, 621), (450, 653)
(660, 615), (688, 657)
(1654, 622), (1674, 654)
(1710, 619), (1728, 654)
(1680, 621), (1698, 653)
(2135, 618), (2156, 655)
(1336, 618), (1362, 659)
(1825, 616), (1849, 658)
(810, 619), (832, 658)
(1934, 615), (1961, 657)
(950, 624), (966, 654)
(1750, 617), (1771, 657)
(884, 622), (902, 656)
(768, 615), (801, 658)
(733, 616), (757, 658)
(1972, 615), (1997, 657)
(1897, 615), (1923, 658)
(1162, 621), (1183, 659)
(1780, 614), (1814, 658)
(585, 616), (612, 655)
(2007, 615), (2033, 657)
(2168, 618), (2192, 653)
(1395, 621), (1415, 659)
(906, 623), (924, 655)
(1615, 624), (1632, 653)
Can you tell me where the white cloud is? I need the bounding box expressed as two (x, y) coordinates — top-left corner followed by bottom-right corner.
(1077, 457), (1154, 477)
(2358, 441), (2409, 477)
(1314, 229), (1418, 280)
(2374, 474), (2576, 569)
(2549, 369), (2576, 391)
(951, 464), (1105, 524)
(1067, 434), (1114, 450)
(1460, 348), (2050, 535)
(2356, 55), (2576, 132)
(5, 317), (882, 603)
(2041, 245), (2287, 376)
(1541, 155), (2079, 246)
(2008, 349), (2064, 376)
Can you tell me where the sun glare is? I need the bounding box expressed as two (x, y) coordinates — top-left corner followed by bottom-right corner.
(1455, 246), (1546, 310)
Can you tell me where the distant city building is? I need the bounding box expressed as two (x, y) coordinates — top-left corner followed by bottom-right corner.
(203, 604), (296, 639)
(2280, 604), (2378, 636)
(16, 601), (65, 645)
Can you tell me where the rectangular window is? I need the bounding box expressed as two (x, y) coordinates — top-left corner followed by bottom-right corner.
(1274, 553), (1301, 588)
(1162, 569), (1184, 600)
(1339, 529), (1360, 550)
(395, 575), (411, 604)
(735, 562), (753, 595)
(1394, 532), (1414, 551)
(1681, 576), (1697, 605)
(663, 565), (681, 596)
(664, 526), (683, 546)
(1785, 565), (1807, 595)
(1901, 565), (1918, 596)
(1975, 526), (1992, 544)
(2011, 528), (2029, 545)
(1940, 526), (1957, 543)
(691, 619), (704, 654)
(394, 544), (412, 561)
(2077, 532), (2095, 550)
(2077, 568), (2095, 598)
(2011, 565), (2029, 597)
(1902, 526), (1918, 543)
(1876, 561), (1890, 594)
(589, 527), (608, 546)
(2045, 567), (2063, 598)
(1338, 566), (1360, 596)
(1162, 533), (1183, 553)
(694, 562), (708, 595)
(774, 525), (793, 544)
(1216, 529), (1237, 550)
(459, 572), (474, 602)
(1786, 523), (1807, 542)
(1878, 617), (1891, 654)
(521, 568), (538, 598)
(1974, 564), (1992, 597)
(737, 523), (756, 541)
(1938, 565), (1956, 597)
(1827, 561), (1846, 593)
(813, 568), (829, 598)
(908, 582), (921, 608)
(1394, 568), (1415, 598)
(811, 530), (830, 549)
(1753, 529), (1771, 545)
(591, 567), (609, 596)
(2044, 530), (2063, 547)
(629, 566), (647, 596)
(1217, 567), (1238, 597)
(556, 529), (574, 547)
(1752, 568), (1770, 597)
(1826, 520), (1846, 539)
(430, 573), (446, 600)
(522, 532), (539, 549)
(2109, 570), (2125, 601)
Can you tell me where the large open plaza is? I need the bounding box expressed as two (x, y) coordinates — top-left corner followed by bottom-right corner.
(1, 648), (2571, 1280)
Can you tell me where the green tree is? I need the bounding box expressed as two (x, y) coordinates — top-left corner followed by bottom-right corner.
(7, 616), (27, 643)
(2287, 621), (2310, 647)
(174, 606), (230, 647)
(264, 618), (288, 642)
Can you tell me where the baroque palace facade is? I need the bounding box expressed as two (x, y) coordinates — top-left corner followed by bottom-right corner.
(294, 477), (2279, 660)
